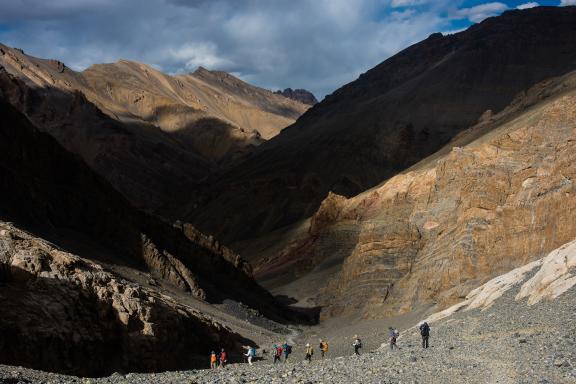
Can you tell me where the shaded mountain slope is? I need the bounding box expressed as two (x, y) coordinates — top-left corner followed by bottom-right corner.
(0, 97), (289, 316)
(186, 6), (576, 244)
(0, 98), (304, 374)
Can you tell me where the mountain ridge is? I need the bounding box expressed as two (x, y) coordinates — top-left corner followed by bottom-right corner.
(0, 44), (309, 216)
(184, 6), (576, 245)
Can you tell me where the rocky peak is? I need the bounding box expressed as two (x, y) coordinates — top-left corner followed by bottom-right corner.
(274, 87), (318, 105)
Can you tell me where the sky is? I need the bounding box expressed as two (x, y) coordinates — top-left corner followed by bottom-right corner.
(0, 0), (573, 99)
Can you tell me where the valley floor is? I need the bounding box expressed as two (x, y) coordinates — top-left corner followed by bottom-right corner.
(1, 283), (575, 384)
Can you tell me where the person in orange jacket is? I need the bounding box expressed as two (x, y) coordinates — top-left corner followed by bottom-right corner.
(210, 351), (217, 369)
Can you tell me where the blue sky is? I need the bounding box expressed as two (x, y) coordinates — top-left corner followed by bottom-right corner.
(0, 0), (573, 98)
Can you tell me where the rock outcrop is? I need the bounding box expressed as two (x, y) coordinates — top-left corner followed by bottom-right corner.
(274, 88), (318, 105)
(425, 238), (576, 324)
(185, 6), (576, 244)
(252, 68), (576, 320)
(0, 222), (249, 376)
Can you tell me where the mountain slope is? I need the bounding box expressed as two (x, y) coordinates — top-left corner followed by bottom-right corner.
(252, 68), (576, 320)
(0, 44), (309, 215)
(0, 98), (300, 374)
(185, 6), (576, 244)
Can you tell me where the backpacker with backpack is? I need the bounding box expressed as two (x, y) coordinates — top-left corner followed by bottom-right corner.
(420, 322), (430, 336)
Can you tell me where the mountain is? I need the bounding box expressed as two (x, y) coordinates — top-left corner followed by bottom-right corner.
(0, 44), (309, 215)
(274, 88), (318, 105)
(0, 98), (299, 375)
(185, 6), (576, 244)
(250, 67), (576, 320)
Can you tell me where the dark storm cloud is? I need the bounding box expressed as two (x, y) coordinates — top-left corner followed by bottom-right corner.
(0, 0), (523, 98)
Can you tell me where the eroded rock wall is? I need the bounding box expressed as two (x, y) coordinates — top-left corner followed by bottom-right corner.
(0, 222), (247, 376)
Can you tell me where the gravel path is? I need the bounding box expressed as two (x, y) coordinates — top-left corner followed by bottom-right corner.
(1, 285), (574, 384)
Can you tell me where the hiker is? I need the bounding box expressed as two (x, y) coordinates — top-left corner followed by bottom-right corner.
(282, 341), (292, 362)
(319, 339), (329, 358)
(389, 327), (400, 350)
(352, 335), (362, 355)
(219, 348), (228, 368)
(419, 321), (430, 349)
(273, 344), (283, 363)
(210, 351), (217, 369)
(305, 343), (314, 362)
(244, 346), (256, 365)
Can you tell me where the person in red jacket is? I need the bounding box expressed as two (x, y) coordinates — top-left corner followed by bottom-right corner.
(219, 348), (228, 368)
(276, 344), (284, 363)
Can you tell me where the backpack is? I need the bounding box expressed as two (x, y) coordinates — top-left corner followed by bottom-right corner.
(286, 345), (292, 354)
(250, 348), (256, 357)
(420, 323), (430, 336)
(394, 330), (400, 338)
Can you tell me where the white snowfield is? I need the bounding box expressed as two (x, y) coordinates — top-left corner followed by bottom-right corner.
(425, 239), (576, 324)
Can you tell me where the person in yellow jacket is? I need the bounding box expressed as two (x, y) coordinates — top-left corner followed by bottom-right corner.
(319, 339), (329, 358)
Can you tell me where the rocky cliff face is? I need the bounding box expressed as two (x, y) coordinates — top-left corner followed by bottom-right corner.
(0, 222), (249, 376)
(274, 88), (318, 105)
(185, 7), (576, 244)
(254, 69), (576, 320)
(0, 45), (309, 216)
(0, 98), (294, 374)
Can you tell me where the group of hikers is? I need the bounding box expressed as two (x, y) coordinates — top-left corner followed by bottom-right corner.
(209, 348), (228, 369)
(354, 322), (430, 354)
(209, 322), (431, 368)
(270, 339), (328, 363)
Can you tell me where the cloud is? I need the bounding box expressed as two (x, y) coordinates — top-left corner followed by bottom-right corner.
(442, 28), (467, 35)
(517, 2), (539, 8)
(454, 2), (508, 23)
(560, 0), (576, 5)
(0, 0), (513, 99)
(390, 0), (430, 7)
(0, 0), (116, 22)
(165, 42), (232, 70)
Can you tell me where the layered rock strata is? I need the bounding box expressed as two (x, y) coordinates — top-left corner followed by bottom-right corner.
(254, 70), (576, 320)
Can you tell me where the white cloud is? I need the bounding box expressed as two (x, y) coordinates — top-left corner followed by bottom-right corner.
(560, 0), (576, 5)
(442, 28), (466, 35)
(0, 0), (116, 21)
(166, 42), (231, 71)
(391, 0), (430, 7)
(517, 2), (539, 9)
(0, 0), (459, 98)
(454, 2), (508, 23)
